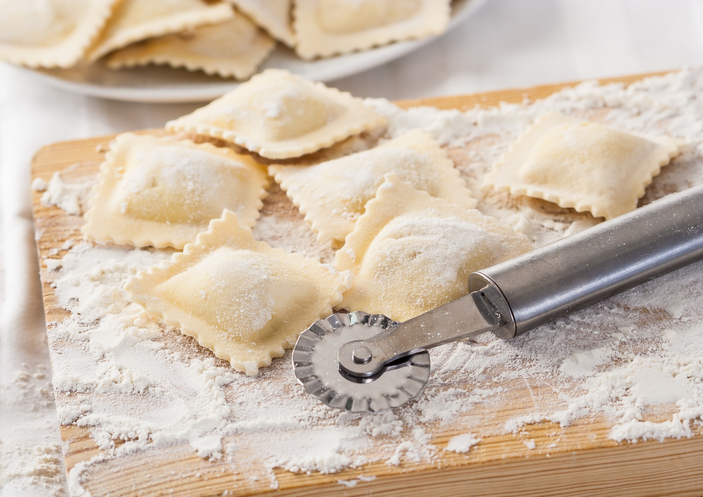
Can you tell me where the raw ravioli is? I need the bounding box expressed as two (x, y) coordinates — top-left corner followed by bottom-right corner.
(484, 113), (680, 219)
(335, 174), (532, 322)
(166, 69), (387, 159)
(270, 129), (476, 243)
(82, 133), (268, 249)
(126, 210), (349, 375)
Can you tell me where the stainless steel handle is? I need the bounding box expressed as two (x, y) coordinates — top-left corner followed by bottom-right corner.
(469, 184), (703, 339)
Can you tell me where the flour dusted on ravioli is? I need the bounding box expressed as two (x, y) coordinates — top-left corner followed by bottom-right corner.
(270, 129), (476, 244)
(82, 133), (268, 249)
(335, 174), (532, 322)
(0, 0), (117, 68)
(125, 210), (349, 375)
(166, 68), (387, 159)
(226, 0), (294, 46)
(484, 113), (680, 220)
(294, 0), (450, 59)
(106, 13), (275, 79)
(87, 0), (234, 62)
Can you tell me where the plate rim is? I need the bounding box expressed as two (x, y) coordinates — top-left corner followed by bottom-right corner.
(16, 0), (486, 103)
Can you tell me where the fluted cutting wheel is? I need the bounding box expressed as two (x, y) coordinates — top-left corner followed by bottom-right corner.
(292, 311), (431, 413)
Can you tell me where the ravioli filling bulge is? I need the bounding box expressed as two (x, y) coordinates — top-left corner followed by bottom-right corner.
(315, 0), (422, 34)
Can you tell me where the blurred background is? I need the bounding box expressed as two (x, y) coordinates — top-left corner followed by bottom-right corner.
(4, 1), (703, 137)
(337, 0), (703, 98)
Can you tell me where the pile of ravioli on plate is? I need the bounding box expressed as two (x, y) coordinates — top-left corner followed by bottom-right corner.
(79, 69), (679, 376)
(0, 0), (453, 80)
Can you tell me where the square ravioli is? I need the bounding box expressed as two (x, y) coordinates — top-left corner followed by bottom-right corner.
(335, 174), (532, 322)
(87, 0), (234, 61)
(293, 0), (450, 59)
(484, 113), (680, 220)
(226, 0), (294, 46)
(105, 13), (275, 80)
(269, 129), (477, 244)
(166, 68), (387, 159)
(82, 133), (268, 249)
(0, 0), (117, 68)
(125, 210), (349, 375)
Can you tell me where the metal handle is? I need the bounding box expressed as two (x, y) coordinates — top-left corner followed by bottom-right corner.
(469, 184), (703, 339)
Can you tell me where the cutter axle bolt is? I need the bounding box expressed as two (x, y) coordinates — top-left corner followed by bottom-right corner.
(293, 311), (431, 412)
(352, 346), (372, 364)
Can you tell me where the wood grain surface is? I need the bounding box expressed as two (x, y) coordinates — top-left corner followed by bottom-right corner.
(31, 71), (703, 497)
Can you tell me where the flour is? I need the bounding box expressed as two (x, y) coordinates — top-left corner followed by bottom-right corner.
(39, 172), (90, 216)
(32, 177), (48, 191)
(39, 69), (703, 495)
(337, 474), (376, 487)
(445, 433), (480, 453)
(0, 442), (65, 496)
(0, 366), (67, 497)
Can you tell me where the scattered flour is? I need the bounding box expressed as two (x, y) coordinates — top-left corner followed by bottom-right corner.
(35, 69), (703, 495)
(445, 434), (480, 453)
(32, 177), (48, 191)
(337, 474), (376, 487)
(40, 172), (91, 216)
(0, 366), (67, 497)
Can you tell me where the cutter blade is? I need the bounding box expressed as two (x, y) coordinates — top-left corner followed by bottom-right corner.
(292, 311), (431, 413)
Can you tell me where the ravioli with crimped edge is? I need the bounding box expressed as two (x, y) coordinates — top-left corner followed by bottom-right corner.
(125, 210), (350, 375)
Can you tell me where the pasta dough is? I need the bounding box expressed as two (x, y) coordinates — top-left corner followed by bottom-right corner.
(105, 13), (275, 80)
(166, 68), (387, 159)
(82, 133), (268, 249)
(0, 0), (117, 68)
(125, 210), (349, 375)
(226, 0), (294, 46)
(484, 113), (680, 219)
(87, 0), (234, 61)
(269, 129), (476, 243)
(335, 174), (532, 322)
(294, 0), (450, 59)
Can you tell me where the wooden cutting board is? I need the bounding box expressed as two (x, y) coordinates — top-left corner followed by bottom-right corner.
(31, 71), (703, 497)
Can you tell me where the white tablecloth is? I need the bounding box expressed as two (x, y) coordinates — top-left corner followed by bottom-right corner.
(2, 1), (702, 495)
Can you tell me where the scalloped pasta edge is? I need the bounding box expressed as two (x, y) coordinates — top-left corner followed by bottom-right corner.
(165, 69), (388, 159)
(104, 13), (276, 80)
(482, 113), (681, 220)
(268, 129), (477, 244)
(88, 2), (235, 61)
(0, 0), (118, 68)
(225, 0), (295, 46)
(105, 36), (276, 80)
(293, 0), (451, 60)
(268, 166), (335, 244)
(487, 145), (677, 220)
(125, 210), (349, 375)
(82, 133), (269, 249)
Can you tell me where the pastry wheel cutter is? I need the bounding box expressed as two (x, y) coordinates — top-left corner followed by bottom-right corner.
(293, 184), (703, 412)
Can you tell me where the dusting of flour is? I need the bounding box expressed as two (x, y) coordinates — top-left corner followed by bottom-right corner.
(0, 367), (67, 497)
(40, 69), (703, 495)
(35, 171), (91, 216)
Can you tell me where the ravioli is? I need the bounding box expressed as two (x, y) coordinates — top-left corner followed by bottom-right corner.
(82, 133), (268, 249)
(484, 113), (680, 219)
(294, 0), (450, 59)
(125, 210), (349, 375)
(269, 129), (476, 243)
(335, 174), (532, 322)
(226, 0), (294, 46)
(87, 0), (234, 61)
(105, 13), (275, 80)
(166, 68), (387, 159)
(0, 0), (117, 68)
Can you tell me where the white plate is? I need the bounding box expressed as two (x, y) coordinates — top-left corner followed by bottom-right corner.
(20, 0), (485, 103)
